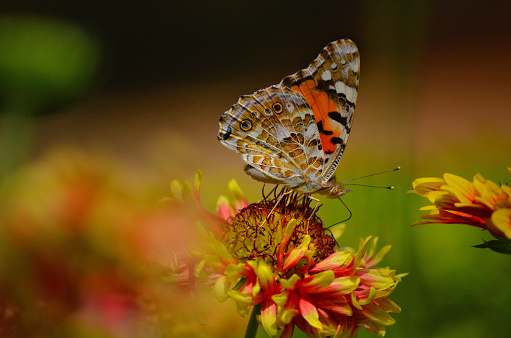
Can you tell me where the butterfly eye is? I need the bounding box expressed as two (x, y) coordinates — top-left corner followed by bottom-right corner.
(250, 111), (258, 118)
(273, 103), (283, 114)
(240, 119), (252, 131)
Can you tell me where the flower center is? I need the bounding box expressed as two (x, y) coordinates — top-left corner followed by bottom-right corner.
(221, 190), (338, 269)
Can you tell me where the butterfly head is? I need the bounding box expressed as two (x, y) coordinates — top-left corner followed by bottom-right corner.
(320, 177), (350, 199)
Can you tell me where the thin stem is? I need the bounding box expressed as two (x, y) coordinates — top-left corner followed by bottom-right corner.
(244, 303), (261, 338)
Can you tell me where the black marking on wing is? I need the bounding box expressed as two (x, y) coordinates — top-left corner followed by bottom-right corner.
(331, 137), (344, 145)
(327, 111), (347, 126)
(316, 121), (333, 136)
(338, 93), (356, 109)
(218, 125), (232, 140)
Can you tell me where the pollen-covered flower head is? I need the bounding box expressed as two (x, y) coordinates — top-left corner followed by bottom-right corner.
(218, 188), (338, 276)
(187, 172), (404, 337)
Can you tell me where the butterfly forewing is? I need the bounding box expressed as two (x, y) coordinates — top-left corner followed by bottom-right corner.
(279, 39), (359, 183)
(218, 87), (321, 187)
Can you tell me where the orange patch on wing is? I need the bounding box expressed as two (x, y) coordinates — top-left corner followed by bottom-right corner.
(292, 80), (339, 156)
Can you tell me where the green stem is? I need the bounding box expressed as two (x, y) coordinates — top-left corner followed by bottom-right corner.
(244, 303), (261, 338)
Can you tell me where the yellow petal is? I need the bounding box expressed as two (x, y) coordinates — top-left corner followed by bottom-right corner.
(443, 173), (474, 203)
(249, 259), (275, 290)
(330, 223), (346, 242)
(299, 298), (323, 330)
(194, 169), (203, 191)
(410, 177), (445, 202)
(281, 274), (300, 290)
(310, 251), (352, 272)
(228, 178), (248, 211)
(228, 178), (244, 200)
(261, 301), (278, 337)
(170, 179), (183, 201)
(473, 174), (508, 209)
(271, 292), (288, 306)
(214, 276), (230, 302)
(216, 195), (234, 219)
(329, 276), (359, 294)
(282, 235), (311, 270)
(491, 208), (511, 239)
(368, 245), (392, 266)
(354, 236), (372, 267)
(302, 270), (335, 291)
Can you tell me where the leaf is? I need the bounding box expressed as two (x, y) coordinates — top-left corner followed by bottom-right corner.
(473, 238), (511, 255)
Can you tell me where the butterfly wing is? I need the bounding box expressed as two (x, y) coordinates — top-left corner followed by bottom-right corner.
(218, 86), (325, 189)
(279, 39), (360, 183)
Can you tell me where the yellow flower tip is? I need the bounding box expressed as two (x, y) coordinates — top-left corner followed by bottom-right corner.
(501, 185), (511, 198)
(354, 236), (372, 266)
(411, 177), (444, 190)
(170, 179), (183, 201)
(228, 178), (245, 201)
(367, 244), (392, 267)
(330, 223), (346, 241)
(304, 270), (335, 290)
(282, 235), (311, 271)
(351, 292), (362, 310)
(409, 177), (446, 201)
(181, 180), (193, 199)
(280, 274), (300, 290)
(279, 308), (299, 325)
(214, 276), (230, 302)
(216, 195), (234, 220)
(491, 208), (511, 239)
(299, 298), (323, 330)
(442, 173), (475, 203)
(194, 169), (203, 191)
(260, 302), (278, 337)
(252, 260), (275, 290)
(328, 276), (359, 294)
(283, 218), (298, 239)
(310, 251), (352, 272)
(271, 292), (288, 307)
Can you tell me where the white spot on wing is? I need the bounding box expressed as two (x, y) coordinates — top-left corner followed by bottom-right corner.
(335, 81), (347, 95)
(321, 70), (332, 81)
(335, 81), (358, 103)
(275, 124), (290, 140)
(345, 86), (357, 102)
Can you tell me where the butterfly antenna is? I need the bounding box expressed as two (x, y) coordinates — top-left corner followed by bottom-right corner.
(327, 198), (352, 228)
(343, 183), (395, 189)
(341, 166), (400, 184)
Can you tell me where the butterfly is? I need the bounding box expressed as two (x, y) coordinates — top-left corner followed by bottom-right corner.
(217, 39), (359, 199)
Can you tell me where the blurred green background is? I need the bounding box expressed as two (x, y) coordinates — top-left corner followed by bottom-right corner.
(1, 0), (510, 337)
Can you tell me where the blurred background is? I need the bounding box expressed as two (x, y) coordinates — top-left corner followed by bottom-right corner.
(0, 0), (510, 337)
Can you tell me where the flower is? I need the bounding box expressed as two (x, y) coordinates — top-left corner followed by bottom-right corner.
(187, 173), (404, 337)
(410, 168), (511, 251)
(0, 150), (245, 336)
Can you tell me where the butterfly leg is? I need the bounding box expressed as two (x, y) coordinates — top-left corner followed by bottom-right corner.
(260, 189), (293, 228)
(306, 195), (322, 221)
